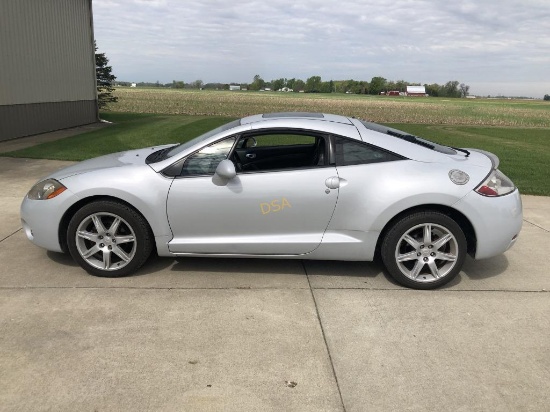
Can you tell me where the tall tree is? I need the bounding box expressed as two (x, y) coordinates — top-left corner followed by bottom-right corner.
(250, 75), (265, 91)
(459, 83), (470, 98)
(305, 75), (322, 92)
(95, 42), (117, 109)
(369, 76), (387, 95)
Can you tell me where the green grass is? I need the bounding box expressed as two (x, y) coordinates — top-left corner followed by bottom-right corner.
(4, 112), (549, 196)
(4, 113), (235, 161)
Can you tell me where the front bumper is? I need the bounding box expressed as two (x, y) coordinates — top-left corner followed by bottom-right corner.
(453, 189), (523, 260)
(20, 190), (79, 253)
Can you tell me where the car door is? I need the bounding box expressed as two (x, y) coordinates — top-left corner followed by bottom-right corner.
(166, 131), (339, 255)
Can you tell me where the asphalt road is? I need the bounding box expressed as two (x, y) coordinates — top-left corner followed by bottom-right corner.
(1, 156), (548, 412)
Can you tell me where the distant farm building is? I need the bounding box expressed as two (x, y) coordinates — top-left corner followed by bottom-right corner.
(130, 83), (137, 88)
(229, 85), (241, 91)
(406, 86), (428, 97)
(387, 91), (400, 96)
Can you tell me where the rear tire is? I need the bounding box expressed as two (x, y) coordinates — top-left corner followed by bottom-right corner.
(381, 211), (467, 289)
(67, 201), (153, 277)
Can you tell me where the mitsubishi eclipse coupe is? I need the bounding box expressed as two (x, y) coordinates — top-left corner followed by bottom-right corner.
(21, 112), (522, 289)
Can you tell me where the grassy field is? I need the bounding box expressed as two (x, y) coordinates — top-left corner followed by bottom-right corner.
(5, 112), (550, 196)
(109, 87), (550, 127)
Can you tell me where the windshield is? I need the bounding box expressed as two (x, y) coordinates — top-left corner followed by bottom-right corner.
(360, 120), (456, 155)
(164, 119), (242, 159)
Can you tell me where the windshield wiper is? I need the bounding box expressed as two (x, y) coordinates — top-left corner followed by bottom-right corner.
(387, 130), (435, 150)
(145, 147), (172, 164)
(451, 147), (470, 157)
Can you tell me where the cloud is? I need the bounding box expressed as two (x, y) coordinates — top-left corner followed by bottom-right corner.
(92, 0), (550, 96)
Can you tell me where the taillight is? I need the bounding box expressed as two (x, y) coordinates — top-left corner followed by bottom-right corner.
(475, 170), (515, 197)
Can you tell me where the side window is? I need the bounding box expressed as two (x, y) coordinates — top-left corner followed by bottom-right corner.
(335, 137), (402, 166)
(234, 132), (325, 172)
(181, 137), (236, 176)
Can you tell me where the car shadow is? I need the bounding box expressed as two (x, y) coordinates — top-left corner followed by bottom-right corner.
(440, 254), (510, 289)
(46, 250), (510, 288)
(46, 250), (79, 267)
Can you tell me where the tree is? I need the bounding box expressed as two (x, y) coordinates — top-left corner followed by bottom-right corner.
(172, 80), (185, 89)
(271, 78), (286, 91)
(95, 42), (117, 109)
(369, 76), (387, 95)
(250, 75), (265, 91)
(293, 79), (305, 92)
(305, 76), (322, 92)
(191, 79), (204, 89)
(459, 83), (470, 98)
(544, 94), (550, 101)
(443, 81), (460, 98)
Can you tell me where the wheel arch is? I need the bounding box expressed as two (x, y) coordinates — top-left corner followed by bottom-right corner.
(374, 204), (477, 260)
(58, 195), (156, 254)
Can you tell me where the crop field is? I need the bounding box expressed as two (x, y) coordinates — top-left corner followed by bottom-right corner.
(110, 88), (550, 128)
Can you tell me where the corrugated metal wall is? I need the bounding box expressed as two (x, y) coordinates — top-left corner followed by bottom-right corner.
(0, 0), (98, 140)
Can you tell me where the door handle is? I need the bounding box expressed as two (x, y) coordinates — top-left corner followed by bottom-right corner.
(246, 153), (256, 159)
(325, 176), (340, 189)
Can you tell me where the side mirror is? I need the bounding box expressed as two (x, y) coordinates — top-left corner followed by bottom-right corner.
(215, 159), (236, 180)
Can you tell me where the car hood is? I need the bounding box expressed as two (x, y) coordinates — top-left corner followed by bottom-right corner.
(47, 145), (174, 181)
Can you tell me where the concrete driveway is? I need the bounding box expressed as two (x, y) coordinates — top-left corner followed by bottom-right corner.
(1, 156), (549, 411)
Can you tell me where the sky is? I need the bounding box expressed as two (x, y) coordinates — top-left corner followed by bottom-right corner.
(92, 0), (550, 98)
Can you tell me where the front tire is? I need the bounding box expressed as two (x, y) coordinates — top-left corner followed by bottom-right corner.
(67, 201), (153, 277)
(381, 211), (467, 289)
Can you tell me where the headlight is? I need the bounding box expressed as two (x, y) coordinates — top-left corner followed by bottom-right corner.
(475, 169), (515, 197)
(27, 179), (67, 200)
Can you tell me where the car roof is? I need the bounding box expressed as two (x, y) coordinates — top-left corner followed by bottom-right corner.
(240, 112), (353, 125)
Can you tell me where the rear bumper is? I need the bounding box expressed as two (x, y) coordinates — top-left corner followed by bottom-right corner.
(454, 189), (523, 260)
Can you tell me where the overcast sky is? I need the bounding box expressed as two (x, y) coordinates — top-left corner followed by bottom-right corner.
(93, 0), (550, 97)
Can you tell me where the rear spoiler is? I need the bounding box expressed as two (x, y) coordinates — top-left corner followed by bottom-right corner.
(467, 149), (499, 169)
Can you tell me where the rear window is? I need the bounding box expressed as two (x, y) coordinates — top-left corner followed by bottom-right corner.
(360, 120), (456, 155)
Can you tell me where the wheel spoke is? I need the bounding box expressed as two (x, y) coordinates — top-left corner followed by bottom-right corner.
(428, 261), (441, 279)
(112, 245), (131, 262)
(410, 261), (424, 279)
(108, 217), (121, 234)
(91, 214), (106, 233)
(435, 251), (457, 262)
(77, 230), (98, 242)
(397, 251), (418, 262)
(433, 233), (453, 250)
(102, 250), (112, 269)
(423, 224), (432, 244)
(114, 234), (135, 245)
(403, 234), (420, 249)
(82, 244), (101, 259)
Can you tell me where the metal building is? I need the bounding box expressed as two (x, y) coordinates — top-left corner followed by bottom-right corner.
(0, 0), (98, 142)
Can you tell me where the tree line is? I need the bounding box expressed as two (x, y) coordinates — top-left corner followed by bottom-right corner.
(115, 75), (471, 98)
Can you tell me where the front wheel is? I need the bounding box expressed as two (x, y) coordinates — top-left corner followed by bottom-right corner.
(381, 211), (467, 289)
(67, 201), (153, 277)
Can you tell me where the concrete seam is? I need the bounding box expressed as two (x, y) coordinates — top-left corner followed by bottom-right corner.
(0, 286), (546, 293)
(0, 228), (21, 243)
(523, 219), (550, 233)
(302, 261), (347, 412)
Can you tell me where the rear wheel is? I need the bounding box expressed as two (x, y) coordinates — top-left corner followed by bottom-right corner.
(67, 201), (153, 277)
(381, 211), (467, 289)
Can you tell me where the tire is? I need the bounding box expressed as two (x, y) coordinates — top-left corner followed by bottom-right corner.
(381, 211), (467, 289)
(67, 200), (153, 277)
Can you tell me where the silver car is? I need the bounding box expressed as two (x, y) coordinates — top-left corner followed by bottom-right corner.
(20, 112), (522, 289)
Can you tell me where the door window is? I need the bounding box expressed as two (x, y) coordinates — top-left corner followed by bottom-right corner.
(181, 136), (236, 176)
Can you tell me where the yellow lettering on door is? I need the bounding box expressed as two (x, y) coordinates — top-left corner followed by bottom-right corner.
(260, 197), (292, 215)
